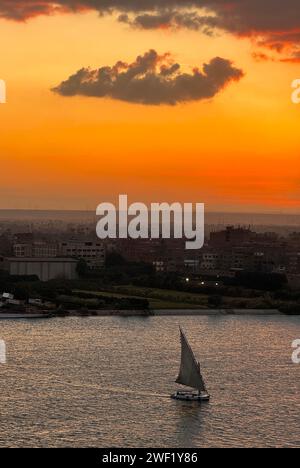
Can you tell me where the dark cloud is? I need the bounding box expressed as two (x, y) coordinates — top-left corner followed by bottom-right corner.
(255, 31), (300, 62)
(52, 49), (244, 105)
(0, 1), (58, 20)
(1, 1), (299, 61)
(1, 1), (299, 32)
(118, 10), (217, 35)
(280, 51), (300, 64)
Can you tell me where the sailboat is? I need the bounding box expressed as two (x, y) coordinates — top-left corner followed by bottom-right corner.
(171, 327), (210, 402)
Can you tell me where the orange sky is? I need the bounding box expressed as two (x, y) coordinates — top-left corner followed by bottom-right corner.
(0, 12), (299, 212)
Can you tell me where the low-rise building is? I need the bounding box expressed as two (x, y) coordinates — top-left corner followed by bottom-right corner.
(288, 252), (300, 274)
(200, 252), (219, 270)
(153, 260), (165, 272)
(6, 257), (78, 281)
(210, 226), (252, 247)
(13, 242), (58, 258)
(60, 240), (105, 270)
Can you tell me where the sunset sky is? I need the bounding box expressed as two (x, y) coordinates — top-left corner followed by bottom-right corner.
(0, 1), (299, 212)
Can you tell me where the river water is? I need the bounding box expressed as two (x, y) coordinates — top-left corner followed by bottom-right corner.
(0, 315), (299, 448)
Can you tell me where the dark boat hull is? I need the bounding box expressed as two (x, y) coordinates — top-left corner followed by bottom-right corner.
(0, 313), (52, 320)
(171, 391), (210, 402)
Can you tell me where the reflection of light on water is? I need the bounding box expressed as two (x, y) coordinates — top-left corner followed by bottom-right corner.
(2, 316), (300, 448)
(56, 379), (170, 399)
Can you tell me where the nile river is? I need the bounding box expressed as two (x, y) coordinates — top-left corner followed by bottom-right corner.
(0, 315), (299, 448)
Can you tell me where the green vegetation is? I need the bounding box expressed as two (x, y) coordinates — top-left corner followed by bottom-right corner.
(73, 286), (208, 309)
(0, 256), (299, 313)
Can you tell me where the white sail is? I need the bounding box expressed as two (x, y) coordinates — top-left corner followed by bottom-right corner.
(176, 327), (207, 392)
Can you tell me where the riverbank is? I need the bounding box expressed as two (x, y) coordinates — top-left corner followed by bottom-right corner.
(153, 308), (282, 316)
(0, 308), (285, 319)
(55, 308), (282, 317)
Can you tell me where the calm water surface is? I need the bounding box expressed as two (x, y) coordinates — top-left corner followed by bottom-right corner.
(0, 316), (299, 448)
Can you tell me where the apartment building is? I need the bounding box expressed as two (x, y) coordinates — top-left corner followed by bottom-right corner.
(13, 242), (58, 258)
(60, 240), (105, 269)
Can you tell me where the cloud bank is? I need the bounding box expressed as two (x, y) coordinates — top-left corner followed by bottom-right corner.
(52, 49), (244, 105)
(1, 1), (300, 61)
